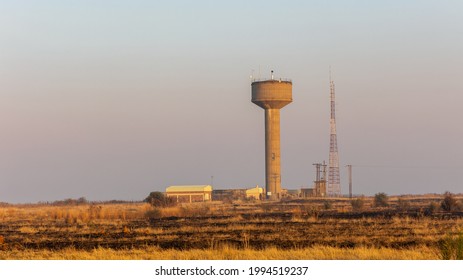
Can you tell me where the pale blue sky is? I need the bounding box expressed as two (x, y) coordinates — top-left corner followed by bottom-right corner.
(1, 1), (462, 202)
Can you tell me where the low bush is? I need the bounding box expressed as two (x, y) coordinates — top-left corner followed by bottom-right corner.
(374, 193), (389, 208)
(144, 192), (177, 208)
(425, 202), (440, 216)
(441, 192), (458, 212)
(439, 231), (463, 260)
(351, 198), (365, 211)
(144, 208), (162, 219)
(397, 198), (411, 211)
(323, 201), (333, 210)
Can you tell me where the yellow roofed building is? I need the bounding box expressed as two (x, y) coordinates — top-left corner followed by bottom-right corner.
(165, 185), (213, 203)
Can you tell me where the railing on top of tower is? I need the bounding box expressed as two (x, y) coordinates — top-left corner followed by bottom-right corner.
(250, 70), (292, 83)
(251, 77), (292, 83)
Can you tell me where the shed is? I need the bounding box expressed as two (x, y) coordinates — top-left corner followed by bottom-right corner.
(166, 185), (213, 203)
(245, 186), (264, 200)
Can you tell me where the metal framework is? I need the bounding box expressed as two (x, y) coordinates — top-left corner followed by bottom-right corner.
(328, 80), (341, 196)
(313, 162), (327, 197)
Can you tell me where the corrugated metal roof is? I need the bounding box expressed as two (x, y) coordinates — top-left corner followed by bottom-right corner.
(166, 185), (212, 192)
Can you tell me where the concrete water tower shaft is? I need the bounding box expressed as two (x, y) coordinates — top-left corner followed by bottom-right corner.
(251, 76), (292, 200)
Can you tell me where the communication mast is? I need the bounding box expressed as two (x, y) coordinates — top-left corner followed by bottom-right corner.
(327, 75), (341, 196)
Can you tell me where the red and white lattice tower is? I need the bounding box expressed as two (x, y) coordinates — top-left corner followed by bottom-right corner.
(328, 79), (341, 196)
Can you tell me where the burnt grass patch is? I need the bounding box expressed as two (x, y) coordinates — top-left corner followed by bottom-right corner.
(0, 208), (462, 251)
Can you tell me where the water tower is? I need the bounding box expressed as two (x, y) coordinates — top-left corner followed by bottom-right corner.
(251, 72), (292, 200)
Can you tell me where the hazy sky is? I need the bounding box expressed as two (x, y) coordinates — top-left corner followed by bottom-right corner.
(1, 0), (462, 203)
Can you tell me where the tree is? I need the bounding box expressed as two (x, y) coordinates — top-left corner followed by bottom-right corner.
(441, 192), (457, 212)
(374, 192), (389, 207)
(77, 197), (88, 204)
(144, 192), (177, 208)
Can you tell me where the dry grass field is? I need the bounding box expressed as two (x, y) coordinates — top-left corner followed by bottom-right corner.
(1, 194), (462, 260)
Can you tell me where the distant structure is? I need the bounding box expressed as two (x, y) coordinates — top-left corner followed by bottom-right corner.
(327, 77), (341, 196)
(245, 186), (264, 200)
(212, 189), (245, 202)
(165, 185), (212, 203)
(313, 162), (327, 197)
(346, 164), (353, 198)
(251, 71), (292, 200)
(285, 189), (301, 198)
(300, 188), (315, 198)
(300, 162), (327, 198)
